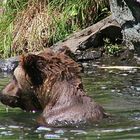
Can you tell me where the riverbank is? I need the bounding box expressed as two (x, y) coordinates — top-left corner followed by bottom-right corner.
(0, 14), (139, 73)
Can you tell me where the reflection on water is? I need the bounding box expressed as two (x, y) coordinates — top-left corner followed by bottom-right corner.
(0, 68), (140, 140)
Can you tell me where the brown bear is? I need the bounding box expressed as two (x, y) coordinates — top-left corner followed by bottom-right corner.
(0, 48), (107, 127)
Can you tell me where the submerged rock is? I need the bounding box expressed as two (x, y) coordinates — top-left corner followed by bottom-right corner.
(0, 57), (19, 72)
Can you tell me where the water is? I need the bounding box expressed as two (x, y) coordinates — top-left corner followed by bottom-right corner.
(0, 68), (140, 140)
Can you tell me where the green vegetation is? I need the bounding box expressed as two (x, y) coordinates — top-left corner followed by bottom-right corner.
(104, 38), (122, 56)
(0, 0), (109, 58)
(0, 0), (28, 58)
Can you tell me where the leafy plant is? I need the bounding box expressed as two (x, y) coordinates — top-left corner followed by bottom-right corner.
(104, 38), (122, 56)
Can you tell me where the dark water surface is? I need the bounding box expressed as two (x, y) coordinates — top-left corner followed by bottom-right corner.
(0, 67), (140, 140)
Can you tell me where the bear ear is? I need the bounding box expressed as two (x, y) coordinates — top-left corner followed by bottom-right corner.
(20, 54), (47, 86)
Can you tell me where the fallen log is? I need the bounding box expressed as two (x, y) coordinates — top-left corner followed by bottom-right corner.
(51, 15), (122, 53)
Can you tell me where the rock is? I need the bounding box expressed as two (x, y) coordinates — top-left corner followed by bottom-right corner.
(109, 0), (140, 53)
(75, 50), (102, 61)
(0, 56), (19, 72)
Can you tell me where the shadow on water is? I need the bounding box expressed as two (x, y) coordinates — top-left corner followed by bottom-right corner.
(0, 68), (140, 139)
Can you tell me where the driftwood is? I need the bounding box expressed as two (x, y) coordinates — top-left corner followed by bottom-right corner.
(0, 15), (122, 72)
(51, 15), (122, 54)
(99, 66), (140, 70)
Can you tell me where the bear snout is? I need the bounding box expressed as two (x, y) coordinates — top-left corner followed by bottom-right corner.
(0, 92), (20, 108)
